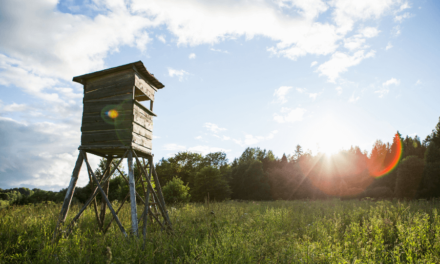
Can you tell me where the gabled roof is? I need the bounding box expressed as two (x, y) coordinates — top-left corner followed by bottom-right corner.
(72, 61), (165, 89)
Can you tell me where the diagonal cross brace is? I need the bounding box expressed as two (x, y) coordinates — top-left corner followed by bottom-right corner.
(82, 151), (128, 237)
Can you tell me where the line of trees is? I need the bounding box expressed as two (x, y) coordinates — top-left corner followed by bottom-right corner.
(2, 118), (440, 206)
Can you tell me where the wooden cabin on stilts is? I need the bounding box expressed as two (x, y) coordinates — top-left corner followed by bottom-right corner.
(53, 61), (172, 243)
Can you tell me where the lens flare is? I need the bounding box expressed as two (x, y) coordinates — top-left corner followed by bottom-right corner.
(369, 134), (403, 178)
(107, 109), (118, 119)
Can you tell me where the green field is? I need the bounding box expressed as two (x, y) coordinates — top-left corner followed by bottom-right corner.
(1, 199), (440, 263)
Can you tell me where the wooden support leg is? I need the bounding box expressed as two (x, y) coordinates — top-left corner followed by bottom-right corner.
(82, 151), (127, 237)
(127, 150), (139, 236)
(142, 157), (153, 242)
(152, 162), (172, 229)
(99, 157), (113, 229)
(53, 152), (83, 241)
(132, 150), (172, 231)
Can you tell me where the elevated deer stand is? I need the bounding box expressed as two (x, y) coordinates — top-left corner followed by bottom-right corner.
(53, 62), (172, 242)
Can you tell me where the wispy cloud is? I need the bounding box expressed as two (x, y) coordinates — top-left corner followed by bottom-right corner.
(309, 93), (318, 100)
(349, 93), (360, 103)
(210, 48), (228, 54)
(311, 61), (318, 67)
(415, 79), (422, 86)
(336, 86), (342, 94)
(189, 53), (196, 59)
(383, 78), (400, 86)
(274, 107), (306, 123)
(317, 50), (375, 83)
(204, 122), (226, 133)
(296, 88), (306, 93)
(273, 86), (292, 104)
(156, 34), (166, 43)
(233, 130), (278, 146)
(163, 143), (186, 151)
(386, 42), (393, 50)
(168, 68), (189, 81)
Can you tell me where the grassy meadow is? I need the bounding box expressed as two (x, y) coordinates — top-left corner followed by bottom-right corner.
(1, 199), (440, 263)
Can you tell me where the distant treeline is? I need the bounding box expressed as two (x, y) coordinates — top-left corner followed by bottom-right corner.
(2, 118), (440, 207)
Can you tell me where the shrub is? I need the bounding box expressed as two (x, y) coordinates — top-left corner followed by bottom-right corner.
(162, 177), (191, 204)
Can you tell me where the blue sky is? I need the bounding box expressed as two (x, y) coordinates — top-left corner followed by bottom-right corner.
(1, 0), (439, 190)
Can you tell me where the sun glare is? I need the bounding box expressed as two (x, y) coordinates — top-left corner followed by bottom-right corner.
(311, 115), (355, 156)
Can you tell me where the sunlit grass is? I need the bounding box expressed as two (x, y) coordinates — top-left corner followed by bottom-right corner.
(1, 199), (440, 263)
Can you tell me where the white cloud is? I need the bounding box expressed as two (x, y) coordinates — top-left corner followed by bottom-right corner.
(383, 78), (400, 86)
(274, 107), (306, 123)
(311, 61), (318, 67)
(0, 118), (97, 190)
(204, 122), (226, 133)
(296, 88), (306, 93)
(131, 0), (402, 62)
(195, 136), (202, 140)
(273, 86), (292, 104)
(317, 50), (375, 82)
(1, 103), (29, 112)
(156, 34), (166, 43)
(210, 48), (229, 54)
(189, 53), (196, 59)
(336, 86), (342, 94)
(415, 79), (422, 86)
(374, 89), (389, 98)
(395, 12), (412, 23)
(163, 143), (186, 151)
(167, 67), (189, 81)
(309, 93), (318, 100)
(233, 130), (278, 146)
(222, 135), (230, 140)
(349, 93), (360, 102)
(386, 42), (393, 50)
(392, 25), (401, 36)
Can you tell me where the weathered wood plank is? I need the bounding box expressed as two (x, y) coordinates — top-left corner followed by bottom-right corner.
(82, 111), (133, 123)
(133, 115), (153, 134)
(133, 123), (153, 139)
(132, 133), (152, 149)
(84, 84), (133, 101)
(83, 100), (133, 115)
(82, 129), (132, 144)
(134, 101), (156, 117)
(135, 74), (155, 101)
(85, 69), (134, 91)
(81, 120), (133, 132)
(132, 143), (152, 156)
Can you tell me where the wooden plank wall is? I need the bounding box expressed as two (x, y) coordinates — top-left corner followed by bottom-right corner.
(80, 69), (155, 156)
(81, 70), (134, 149)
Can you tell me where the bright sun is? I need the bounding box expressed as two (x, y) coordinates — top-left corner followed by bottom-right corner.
(311, 115), (355, 155)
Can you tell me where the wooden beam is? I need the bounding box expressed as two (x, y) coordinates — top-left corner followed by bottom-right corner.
(99, 157), (113, 229)
(127, 150), (139, 236)
(152, 161), (172, 229)
(53, 152), (83, 241)
(82, 151), (127, 237)
(132, 150), (172, 230)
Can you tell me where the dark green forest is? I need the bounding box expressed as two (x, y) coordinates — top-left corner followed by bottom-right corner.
(2, 117), (440, 207)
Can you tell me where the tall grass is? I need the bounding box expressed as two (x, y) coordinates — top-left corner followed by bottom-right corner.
(1, 199), (440, 263)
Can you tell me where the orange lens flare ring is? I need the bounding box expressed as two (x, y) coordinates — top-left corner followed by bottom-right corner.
(107, 109), (119, 119)
(370, 134), (403, 178)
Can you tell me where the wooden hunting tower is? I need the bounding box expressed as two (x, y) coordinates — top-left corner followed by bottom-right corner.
(73, 61), (163, 157)
(54, 61), (172, 242)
